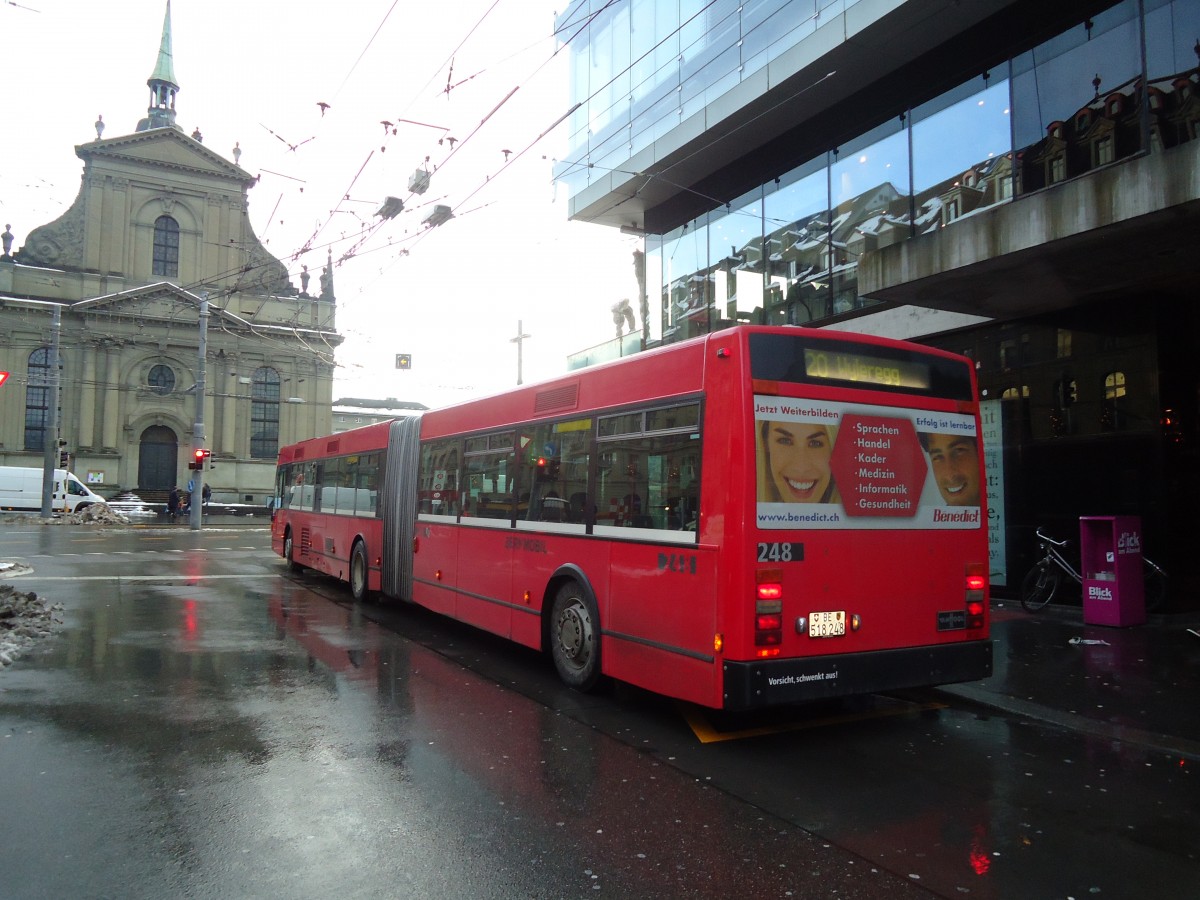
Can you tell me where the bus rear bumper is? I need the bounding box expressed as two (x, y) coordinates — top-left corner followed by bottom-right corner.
(721, 640), (993, 711)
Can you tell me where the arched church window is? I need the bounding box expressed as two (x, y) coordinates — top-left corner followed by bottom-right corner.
(24, 347), (53, 451)
(153, 215), (180, 278)
(250, 367), (281, 459)
(1100, 371), (1126, 432)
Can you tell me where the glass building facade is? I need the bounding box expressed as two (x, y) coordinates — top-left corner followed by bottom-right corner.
(557, 0), (1200, 347)
(557, 0), (1200, 604)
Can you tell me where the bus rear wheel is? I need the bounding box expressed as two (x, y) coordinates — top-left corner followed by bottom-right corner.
(350, 540), (371, 603)
(549, 582), (601, 691)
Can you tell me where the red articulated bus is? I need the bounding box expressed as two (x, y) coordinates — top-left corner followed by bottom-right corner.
(272, 325), (991, 710)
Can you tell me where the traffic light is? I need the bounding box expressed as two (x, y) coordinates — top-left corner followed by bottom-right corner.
(190, 448), (207, 470)
(57, 440), (69, 468)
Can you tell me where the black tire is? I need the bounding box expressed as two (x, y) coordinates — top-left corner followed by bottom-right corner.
(350, 540), (371, 603)
(549, 582), (601, 691)
(1020, 563), (1059, 612)
(1143, 563), (1167, 613)
(283, 529), (303, 573)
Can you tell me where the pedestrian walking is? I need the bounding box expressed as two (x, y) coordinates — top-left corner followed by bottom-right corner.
(167, 486), (180, 518)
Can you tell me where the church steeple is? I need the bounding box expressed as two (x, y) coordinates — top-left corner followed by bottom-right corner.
(137, 1), (180, 132)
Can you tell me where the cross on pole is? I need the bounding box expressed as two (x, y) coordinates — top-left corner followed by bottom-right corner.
(510, 320), (531, 385)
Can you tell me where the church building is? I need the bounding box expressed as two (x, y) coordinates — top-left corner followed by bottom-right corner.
(0, 2), (339, 505)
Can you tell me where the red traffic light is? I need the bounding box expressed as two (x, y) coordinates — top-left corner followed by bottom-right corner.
(194, 449), (205, 461)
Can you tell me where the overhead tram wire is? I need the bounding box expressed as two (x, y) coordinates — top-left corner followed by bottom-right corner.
(244, 1), (726, 291)
(265, 1), (631, 277)
(338, 9), (611, 270)
(331, 0), (403, 101)
(393, 0), (504, 117)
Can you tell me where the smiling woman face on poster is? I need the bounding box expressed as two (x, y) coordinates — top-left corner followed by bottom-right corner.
(758, 421), (840, 504)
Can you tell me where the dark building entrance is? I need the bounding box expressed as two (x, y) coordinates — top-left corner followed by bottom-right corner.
(138, 425), (178, 491)
(923, 294), (1195, 611)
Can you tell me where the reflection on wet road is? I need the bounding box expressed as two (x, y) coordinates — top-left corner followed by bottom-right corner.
(0, 523), (1196, 898)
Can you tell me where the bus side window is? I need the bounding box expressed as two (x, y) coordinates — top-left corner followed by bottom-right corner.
(420, 440), (459, 516)
(596, 403), (700, 531)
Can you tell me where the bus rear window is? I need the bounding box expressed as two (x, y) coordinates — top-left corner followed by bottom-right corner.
(749, 333), (973, 400)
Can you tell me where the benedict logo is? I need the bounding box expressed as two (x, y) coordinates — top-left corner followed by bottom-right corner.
(933, 508), (979, 524)
(1088, 585), (1113, 601)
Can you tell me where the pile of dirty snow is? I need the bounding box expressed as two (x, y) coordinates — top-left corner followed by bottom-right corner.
(42, 503), (131, 526)
(0, 584), (62, 667)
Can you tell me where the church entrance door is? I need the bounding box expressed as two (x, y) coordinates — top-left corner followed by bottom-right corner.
(138, 425), (178, 490)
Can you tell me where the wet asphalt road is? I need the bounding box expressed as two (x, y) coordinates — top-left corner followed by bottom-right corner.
(0, 520), (1197, 899)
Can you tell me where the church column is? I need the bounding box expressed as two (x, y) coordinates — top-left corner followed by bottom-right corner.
(79, 347), (97, 450)
(102, 350), (121, 451)
(222, 357), (238, 456)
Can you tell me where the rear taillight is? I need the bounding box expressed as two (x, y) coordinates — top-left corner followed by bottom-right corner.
(966, 563), (987, 629)
(755, 569), (783, 655)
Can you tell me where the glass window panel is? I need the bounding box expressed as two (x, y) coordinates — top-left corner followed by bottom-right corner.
(1012, 2), (1142, 194)
(153, 216), (179, 278)
(599, 411), (641, 437)
(644, 235), (664, 346)
(595, 429), (701, 531)
(24, 347), (50, 452)
(148, 364), (175, 395)
(521, 420), (591, 523)
(646, 403), (700, 432)
(764, 156), (829, 325)
(1144, 0), (1200, 150)
(662, 216), (713, 342)
(1145, 0), (1200, 76)
(630, 0), (657, 108)
(912, 78), (1014, 235)
(709, 188), (763, 325)
(463, 432), (516, 519)
(419, 440), (459, 516)
(288, 462), (316, 512)
(354, 452), (381, 516)
(251, 367), (281, 459)
(830, 122), (909, 315)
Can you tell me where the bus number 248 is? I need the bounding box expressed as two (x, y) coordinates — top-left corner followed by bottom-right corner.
(757, 542), (804, 563)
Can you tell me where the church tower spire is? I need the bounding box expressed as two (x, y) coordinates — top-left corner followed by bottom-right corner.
(138, 1), (180, 132)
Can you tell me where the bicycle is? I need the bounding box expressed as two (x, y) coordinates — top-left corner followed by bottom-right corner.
(1020, 525), (1168, 613)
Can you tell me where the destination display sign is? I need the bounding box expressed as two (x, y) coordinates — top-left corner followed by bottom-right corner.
(802, 348), (931, 390)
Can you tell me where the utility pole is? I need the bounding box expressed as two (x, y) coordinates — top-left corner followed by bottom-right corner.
(510, 319), (531, 386)
(39, 306), (62, 517)
(189, 293), (209, 531)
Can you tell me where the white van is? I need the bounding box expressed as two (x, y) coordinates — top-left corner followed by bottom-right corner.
(0, 466), (106, 514)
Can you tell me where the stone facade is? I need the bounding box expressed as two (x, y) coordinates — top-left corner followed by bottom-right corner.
(0, 91), (338, 505)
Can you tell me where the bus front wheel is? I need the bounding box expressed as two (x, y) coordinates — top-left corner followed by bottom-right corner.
(550, 582), (601, 691)
(350, 540), (371, 603)
(284, 530), (303, 573)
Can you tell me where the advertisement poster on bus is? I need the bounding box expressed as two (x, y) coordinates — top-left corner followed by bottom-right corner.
(755, 396), (982, 530)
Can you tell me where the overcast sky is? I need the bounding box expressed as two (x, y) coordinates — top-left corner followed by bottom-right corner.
(0, 0), (640, 409)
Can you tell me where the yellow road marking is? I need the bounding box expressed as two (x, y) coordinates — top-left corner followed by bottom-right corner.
(681, 698), (948, 743)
